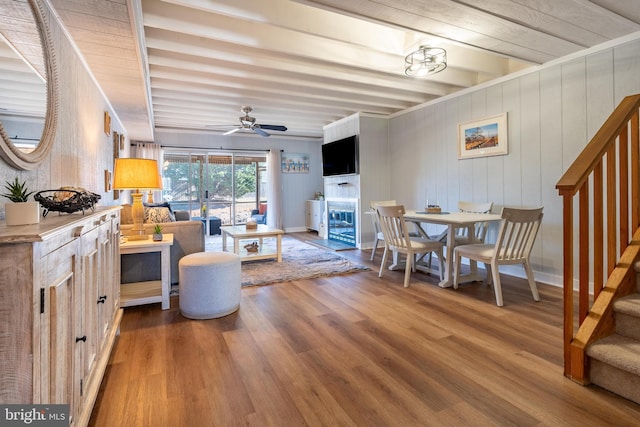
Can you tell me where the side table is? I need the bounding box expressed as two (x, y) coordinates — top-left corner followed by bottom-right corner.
(120, 233), (174, 309)
(191, 216), (222, 235)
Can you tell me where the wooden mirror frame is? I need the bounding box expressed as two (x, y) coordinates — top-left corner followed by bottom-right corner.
(0, 0), (58, 171)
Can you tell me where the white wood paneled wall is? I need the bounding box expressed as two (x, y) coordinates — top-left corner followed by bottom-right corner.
(0, 0), (126, 216)
(388, 37), (640, 286)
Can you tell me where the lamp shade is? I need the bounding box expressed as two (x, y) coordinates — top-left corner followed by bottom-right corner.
(113, 158), (161, 190)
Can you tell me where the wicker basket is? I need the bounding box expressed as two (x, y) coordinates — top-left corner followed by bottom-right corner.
(34, 189), (101, 217)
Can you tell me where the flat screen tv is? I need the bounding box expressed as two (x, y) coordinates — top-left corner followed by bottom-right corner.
(322, 135), (359, 177)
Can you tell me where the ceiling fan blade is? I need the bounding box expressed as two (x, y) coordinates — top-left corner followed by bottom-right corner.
(252, 127), (270, 137)
(223, 127), (241, 136)
(258, 124), (287, 132)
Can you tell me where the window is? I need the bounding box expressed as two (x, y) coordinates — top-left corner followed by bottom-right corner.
(162, 151), (267, 228)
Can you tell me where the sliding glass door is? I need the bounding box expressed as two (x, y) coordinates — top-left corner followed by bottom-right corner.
(162, 151), (267, 231)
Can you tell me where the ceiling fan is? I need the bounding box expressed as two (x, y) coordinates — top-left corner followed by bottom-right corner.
(217, 106), (287, 137)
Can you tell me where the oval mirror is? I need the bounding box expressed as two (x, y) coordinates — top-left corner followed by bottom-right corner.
(0, 0), (57, 170)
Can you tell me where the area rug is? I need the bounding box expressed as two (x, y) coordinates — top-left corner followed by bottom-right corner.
(172, 236), (369, 291)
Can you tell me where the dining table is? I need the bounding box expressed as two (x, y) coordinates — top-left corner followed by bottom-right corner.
(402, 210), (503, 288)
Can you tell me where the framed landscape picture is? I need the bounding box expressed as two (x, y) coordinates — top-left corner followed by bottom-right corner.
(458, 113), (508, 159)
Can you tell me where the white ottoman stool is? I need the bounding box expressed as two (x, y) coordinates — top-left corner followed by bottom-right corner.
(179, 251), (241, 319)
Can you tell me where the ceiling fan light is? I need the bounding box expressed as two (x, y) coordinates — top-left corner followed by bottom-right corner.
(240, 115), (256, 126)
(218, 106), (287, 137)
(405, 46), (447, 77)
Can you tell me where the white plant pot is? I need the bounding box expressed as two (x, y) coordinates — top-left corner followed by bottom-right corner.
(5, 201), (40, 226)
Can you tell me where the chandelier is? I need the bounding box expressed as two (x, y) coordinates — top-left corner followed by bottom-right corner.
(404, 46), (447, 77)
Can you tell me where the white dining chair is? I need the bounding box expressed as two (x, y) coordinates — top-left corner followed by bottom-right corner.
(452, 206), (543, 306)
(369, 200), (397, 261)
(426, 201), (494, 269)
(454, 201), (494, 245)
(376, 205), (444, 287)
(370, 200), (421, 262)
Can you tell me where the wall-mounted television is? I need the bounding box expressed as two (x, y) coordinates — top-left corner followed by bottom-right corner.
(322, 135), (359, 177)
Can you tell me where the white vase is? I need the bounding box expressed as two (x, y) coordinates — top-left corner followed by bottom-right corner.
(5, 201), (40, 225)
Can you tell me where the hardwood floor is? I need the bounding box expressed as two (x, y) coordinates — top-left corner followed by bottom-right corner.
(90, 233), (640, 426)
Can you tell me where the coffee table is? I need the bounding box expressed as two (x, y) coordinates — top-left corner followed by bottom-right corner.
(221, 224), (284, 262)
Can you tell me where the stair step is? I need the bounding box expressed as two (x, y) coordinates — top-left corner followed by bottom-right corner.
(588, 334), (640, 404)
(614, 293), (640, 340)
(588, 334), (640, 375)
(615, 293), (640, 316)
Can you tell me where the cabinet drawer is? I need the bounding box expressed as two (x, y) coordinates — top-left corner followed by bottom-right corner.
(39, 215), (113, 257)
(40, 225), (86, 257)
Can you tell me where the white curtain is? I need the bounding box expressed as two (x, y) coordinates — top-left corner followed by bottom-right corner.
(133, 143), (164, 203)
(266, 150), (283, 229)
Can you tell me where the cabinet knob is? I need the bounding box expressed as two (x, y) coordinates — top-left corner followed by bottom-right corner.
(75, 336), (87, 343)
(97, 295), (107, 304)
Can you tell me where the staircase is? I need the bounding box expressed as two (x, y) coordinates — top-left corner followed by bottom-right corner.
(587, 278), (640, 404)
(556, 94), (640, 401)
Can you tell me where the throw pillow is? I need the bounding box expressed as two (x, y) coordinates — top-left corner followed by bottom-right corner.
(143, 201), (173, 214)
(258, 203), (267, 215)
(144, 207), (175, 223)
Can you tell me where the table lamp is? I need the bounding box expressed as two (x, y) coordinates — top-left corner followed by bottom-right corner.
(148, 173), (163, 203)
(113, 158), (161, 240)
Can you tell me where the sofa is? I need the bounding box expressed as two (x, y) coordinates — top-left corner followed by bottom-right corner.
(120, 205), (205, 285)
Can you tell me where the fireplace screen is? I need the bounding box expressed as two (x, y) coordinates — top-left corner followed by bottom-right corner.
(327, 201), (356, 246)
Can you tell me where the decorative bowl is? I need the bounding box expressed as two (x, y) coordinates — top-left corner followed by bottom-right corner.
(34, 188), (101, 217)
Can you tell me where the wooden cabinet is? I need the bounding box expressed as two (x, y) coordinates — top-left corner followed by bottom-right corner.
(0, 207), (122, 427)
(305, 200), (325, 232)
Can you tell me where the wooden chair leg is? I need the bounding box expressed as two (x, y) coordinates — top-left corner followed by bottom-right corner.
(370, 238), (379, 261)
(523, 260), (540, 301)
(403, 252), (413, 288)
(378, 246), (388, 278)
(490, 261), (504, 306)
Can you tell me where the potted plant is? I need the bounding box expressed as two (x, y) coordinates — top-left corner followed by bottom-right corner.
(2, 177), (39, 225)
(152, 223), (163, 241)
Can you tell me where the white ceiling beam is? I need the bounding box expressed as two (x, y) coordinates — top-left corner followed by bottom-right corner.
(143, 28), (473, 94)
(293, 0), (586, 63)
(149, 84), (357, 118)
(142, 0), (495, 86)
(146, 57), (424, 108)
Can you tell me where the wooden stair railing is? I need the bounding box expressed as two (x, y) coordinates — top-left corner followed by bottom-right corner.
(556, 94), (640, 383)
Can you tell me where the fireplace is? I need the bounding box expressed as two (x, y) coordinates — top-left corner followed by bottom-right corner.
(327, 200), (357, 247)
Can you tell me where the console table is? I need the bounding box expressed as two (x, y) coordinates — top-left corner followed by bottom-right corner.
(120, 233), (174, 309)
